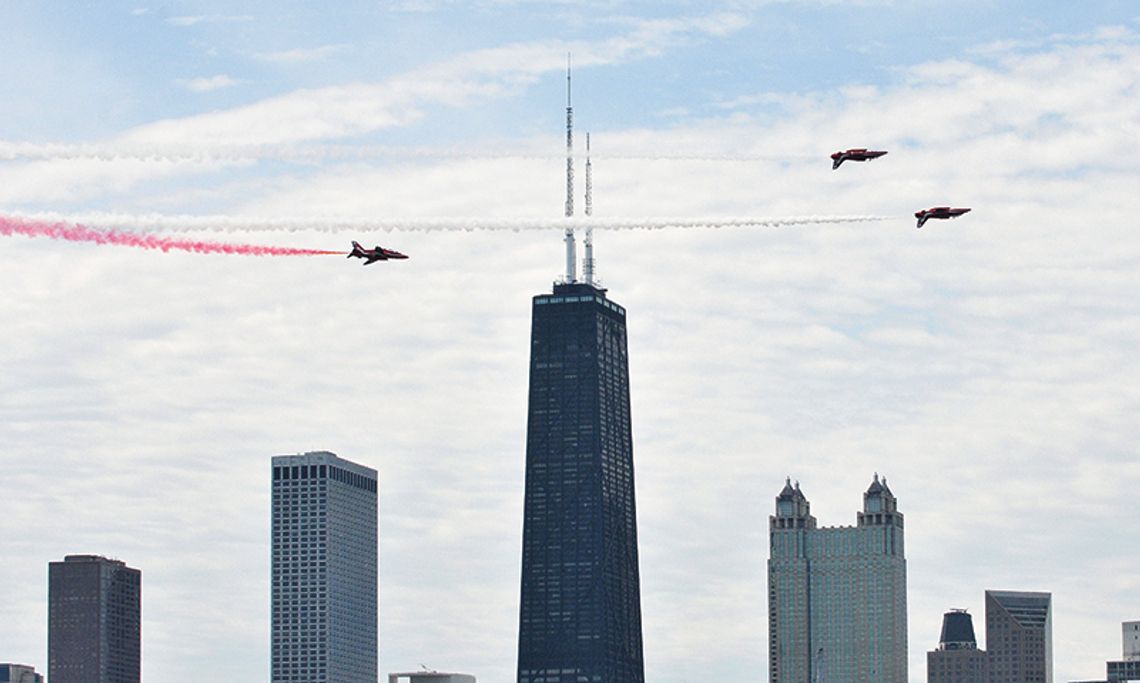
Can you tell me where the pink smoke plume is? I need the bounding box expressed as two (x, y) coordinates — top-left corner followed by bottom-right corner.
(0, 215), (345, 257)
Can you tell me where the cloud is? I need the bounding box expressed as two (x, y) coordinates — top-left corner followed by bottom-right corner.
(253, 44), (347, 64)
(118, 13), (749, 147)
(166, 14), (254, 27)
(176, 74), (243, 92)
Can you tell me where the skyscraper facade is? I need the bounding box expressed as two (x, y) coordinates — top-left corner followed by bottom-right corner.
(768, 475), (908, 683)
(271, 451), (378, 683)
(48, 554), (141, 683)
(927, 610), (987, 683)
(516, 281), (645, 683)
(984, 590), (1052, 683)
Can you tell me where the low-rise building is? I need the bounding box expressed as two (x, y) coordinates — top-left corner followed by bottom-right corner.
(388, 672), (476, 683)
(0, 663), (45, 683)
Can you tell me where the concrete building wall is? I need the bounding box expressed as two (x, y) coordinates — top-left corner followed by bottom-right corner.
(1124, 622), (1140, 661)
(928, 648), (987, 683)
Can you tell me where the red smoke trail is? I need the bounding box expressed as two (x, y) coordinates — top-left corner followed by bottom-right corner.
(0, 215), (346, 256)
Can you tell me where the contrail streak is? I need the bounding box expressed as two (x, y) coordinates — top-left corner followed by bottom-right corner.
(0, 141), (817, 164)
(0, 215), (344, 256)
(7, 212), (890, 234)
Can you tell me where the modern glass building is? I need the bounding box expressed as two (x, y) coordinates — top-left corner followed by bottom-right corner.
(516, 281), (645, 683)
(768, 475), (908, 683)
(271, 451), (378, 683)
(48, 554), (141, 683)
(984, 590), (1052, 683)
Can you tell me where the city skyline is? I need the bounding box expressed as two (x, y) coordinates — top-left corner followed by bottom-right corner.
(2, 3), (1139, 682)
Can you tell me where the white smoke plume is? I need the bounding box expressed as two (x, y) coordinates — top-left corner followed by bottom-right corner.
(0, 141), (815, 164)
(6, 211), (891, 233)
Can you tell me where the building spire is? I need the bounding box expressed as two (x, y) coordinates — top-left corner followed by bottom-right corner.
(564, 53), (576, 283)
(583, 132), (595, 286)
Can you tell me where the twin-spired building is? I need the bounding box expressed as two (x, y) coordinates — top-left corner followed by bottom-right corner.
(768, 475), (908, 683)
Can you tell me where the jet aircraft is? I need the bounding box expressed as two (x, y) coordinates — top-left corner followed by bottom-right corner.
(347, 240), (409, 264)
(914, 207), (971, 228)
(831, 148), (888, 170)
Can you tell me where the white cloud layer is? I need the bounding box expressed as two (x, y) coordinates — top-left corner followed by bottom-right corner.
(166, 14), (254, 27)
(253, 44), (347, 64)
(176, 74), (243, 92)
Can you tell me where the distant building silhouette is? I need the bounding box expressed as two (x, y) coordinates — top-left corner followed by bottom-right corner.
(48, 554), (140, 683)
(272, 451), (377, 683)
(0, 663), (44, 683)
(768, 475), (908, 683)
(985, 590), (1052, 683)
(927, 610), (987, 683)
(516, 281), (645, 683)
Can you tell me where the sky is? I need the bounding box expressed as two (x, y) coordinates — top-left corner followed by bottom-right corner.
(1, 1), (1139, 682)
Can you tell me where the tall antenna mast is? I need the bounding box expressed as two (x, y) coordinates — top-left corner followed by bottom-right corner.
(563, 53), (576, 283)
(583, 132), (595, 286)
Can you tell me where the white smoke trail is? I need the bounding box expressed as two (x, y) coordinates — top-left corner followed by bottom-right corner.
(6, 211), (890, 233)
(0, 141), (817, 164)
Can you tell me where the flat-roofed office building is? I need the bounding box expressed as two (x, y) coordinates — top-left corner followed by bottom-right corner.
(48, 554), (140, 683)
(272, 451), (378, 683)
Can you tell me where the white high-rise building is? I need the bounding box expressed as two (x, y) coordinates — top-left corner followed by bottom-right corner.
(768, 475), (908, 683)
(271, 451), (377, 683)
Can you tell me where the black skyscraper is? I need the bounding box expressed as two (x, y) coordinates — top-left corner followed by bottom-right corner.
(48, 555), (141, 683)
(516, 281), (645, 683)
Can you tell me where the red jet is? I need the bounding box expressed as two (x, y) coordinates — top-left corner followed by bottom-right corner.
(915, 207), (971, 229)
(831, 148), (888, 170)
(347, 240), (409, 264)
